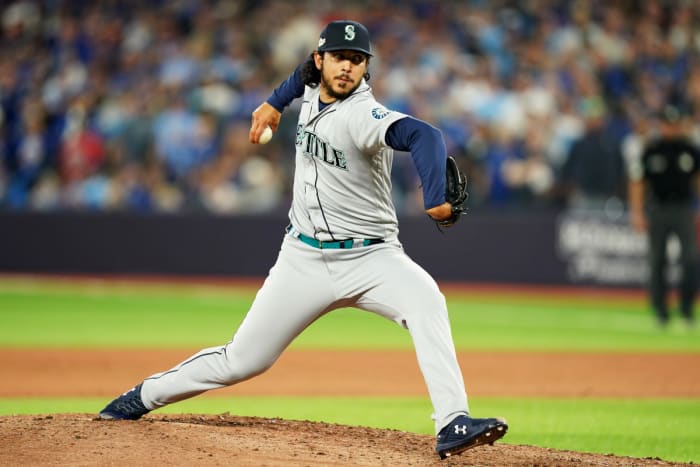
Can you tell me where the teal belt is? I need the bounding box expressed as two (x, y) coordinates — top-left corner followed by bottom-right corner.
(287, 226), (384, 249)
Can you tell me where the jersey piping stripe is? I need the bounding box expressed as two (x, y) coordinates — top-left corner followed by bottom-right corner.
(144, 348), (226, 381)
(310, 107), (338, 241)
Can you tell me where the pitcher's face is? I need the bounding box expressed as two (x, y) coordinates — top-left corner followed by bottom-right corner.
(315, 50), (368, 102)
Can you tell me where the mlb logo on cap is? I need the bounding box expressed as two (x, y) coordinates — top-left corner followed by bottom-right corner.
(318, 20), (373, 56)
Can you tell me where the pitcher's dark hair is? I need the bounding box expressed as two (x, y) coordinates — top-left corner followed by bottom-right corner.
(301, 52), (371, 88)
(301, 53), (321, 87)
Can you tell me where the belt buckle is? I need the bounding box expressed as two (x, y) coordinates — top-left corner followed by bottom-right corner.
(318, 239), (323, 249)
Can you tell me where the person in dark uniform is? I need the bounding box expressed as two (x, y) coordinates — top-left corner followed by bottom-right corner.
(627, 104), (700, 328)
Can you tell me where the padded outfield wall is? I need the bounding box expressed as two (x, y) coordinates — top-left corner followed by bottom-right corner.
(0, 209), (668, 287)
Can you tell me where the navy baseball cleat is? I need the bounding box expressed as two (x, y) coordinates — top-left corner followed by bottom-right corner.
(99, 383), (150, 420)
(435, 414), (508, 459)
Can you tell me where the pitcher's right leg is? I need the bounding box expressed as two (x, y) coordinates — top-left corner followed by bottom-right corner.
(128, 236), (335, 412)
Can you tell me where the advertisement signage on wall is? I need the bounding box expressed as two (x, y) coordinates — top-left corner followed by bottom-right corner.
(556, 209), (682, 287)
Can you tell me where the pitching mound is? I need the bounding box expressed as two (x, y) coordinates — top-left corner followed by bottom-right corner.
(1, 414), (684, 466)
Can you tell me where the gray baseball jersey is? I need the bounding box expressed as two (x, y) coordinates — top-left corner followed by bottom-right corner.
(290, 80), (406, 241)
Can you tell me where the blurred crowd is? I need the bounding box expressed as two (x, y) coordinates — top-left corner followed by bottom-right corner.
(1, 0), (699, 215)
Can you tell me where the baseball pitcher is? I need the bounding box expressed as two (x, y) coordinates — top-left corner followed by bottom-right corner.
(99, 20), (507, 459)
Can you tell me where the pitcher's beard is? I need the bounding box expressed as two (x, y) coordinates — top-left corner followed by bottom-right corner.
(321, 73), (361, 100)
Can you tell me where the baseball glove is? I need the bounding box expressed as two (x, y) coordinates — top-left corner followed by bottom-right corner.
(436, 156), (468, 228)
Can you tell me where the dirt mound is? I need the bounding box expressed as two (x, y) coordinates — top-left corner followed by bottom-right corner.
(0, 414), (685, 466)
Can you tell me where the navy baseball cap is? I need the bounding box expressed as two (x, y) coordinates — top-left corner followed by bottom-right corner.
(317, 20), (373, 56)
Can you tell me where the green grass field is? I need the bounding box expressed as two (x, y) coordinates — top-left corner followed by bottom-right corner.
(1, 276), (698, 463)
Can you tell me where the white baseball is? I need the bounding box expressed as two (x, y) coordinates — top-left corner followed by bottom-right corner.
(259, 126), (273, 144)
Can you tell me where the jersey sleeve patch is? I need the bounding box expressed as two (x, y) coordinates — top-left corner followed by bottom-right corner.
(371, 107), (392, 119)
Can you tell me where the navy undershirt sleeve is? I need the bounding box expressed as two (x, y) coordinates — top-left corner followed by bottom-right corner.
(266, 63), (305, 112)
(385, 117), (446, 209)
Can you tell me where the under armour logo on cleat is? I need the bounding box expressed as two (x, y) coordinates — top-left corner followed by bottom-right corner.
(454, 425), (468, 435)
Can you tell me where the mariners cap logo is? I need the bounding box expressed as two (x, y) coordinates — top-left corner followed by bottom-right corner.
(318, 20), (372, 56)
(344, 25), (355, 41)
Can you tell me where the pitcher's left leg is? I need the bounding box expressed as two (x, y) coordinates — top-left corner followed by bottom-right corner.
(351, 245), (468, 433)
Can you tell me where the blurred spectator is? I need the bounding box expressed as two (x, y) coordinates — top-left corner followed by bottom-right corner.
(152, 87), (216, 183)
(556, 96), (626, 211)
(5, 97), (47, 208)
(197, 121), (284, 214)
(59, 96), (105, 186)
(0, 0), (699, 215)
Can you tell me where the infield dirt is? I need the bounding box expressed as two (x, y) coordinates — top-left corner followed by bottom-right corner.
(0, 413), (688, 466)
